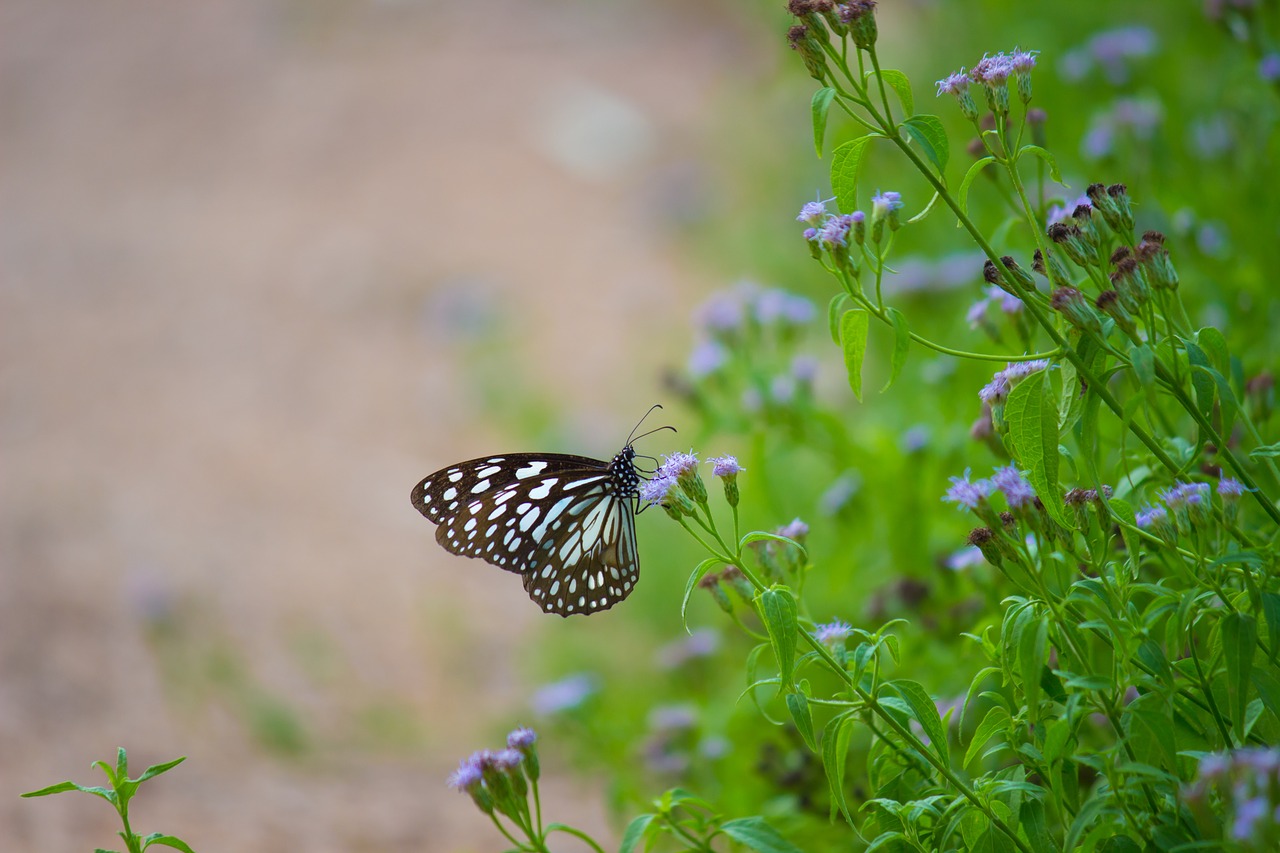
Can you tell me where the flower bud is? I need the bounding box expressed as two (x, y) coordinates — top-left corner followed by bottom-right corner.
(1032, 248), (1073, 289)
(698, 571), (734, 615)
(840, 1), (878, 51)
(1109, 257), (1150, 313)
(1095, 290), (1137, 337)
(787, 25), (827, 82)
(1136, 232), (1178, 290)
(937, 70), (979, 122)
(1051, 286), (1103, 334)
(1000, 255), (1037, 293)
(1047, 222), (1098, 268)
(718, 565), (755, 602)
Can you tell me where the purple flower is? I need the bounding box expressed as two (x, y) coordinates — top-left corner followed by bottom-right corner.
(1232, 795), (1268, 842)
(944, 469), (993, 510)
(740, 387), (763, 414)
(708, 455), (744, 478)
(687, 340), (726, 379)
(819, 472), (860, 516)
(979, 374), (1011, 405)
(1047, 196), (1092, 226)
(1135, 505), (1168, 529)
(791, 355), (819, 383)
(1260, 52), (1280, 83)
(901, 424), (929, 453)
(813, 619), (853, 644)
(657, 628), (720, 668)
(778, 517), (809, 540)
(507, 727), (537, 750)
(991, 466), (1036, 509)
(936, 70), (970, 96)
(971, 53), (1014, 85)
(1003, 359), (1050, 381)
(945, 545), (986, 571)
(640, 474), (677, 506)
(796, 199), (829, 226)
(818, 217), (850, 247)
(966, 298), (990, 329)
(1081, 122), (1116, 160)
(531, 674), (597, 715)
(1010, 50), (1038, 74)
(649, 704), (698, 732)
(872, 190), (903, 215)
(493, 749), (523, 770)
(770, 374), (796, 404)
(447, 755), (484, 791)
(1090, 25), (1157, 84)
(697, 291), (745, 335)
(661, 451), (699, 479)
(1218, 477), (1247, 498)
(986, 285), (1023, 314)
(1161, 481), (1210, 508)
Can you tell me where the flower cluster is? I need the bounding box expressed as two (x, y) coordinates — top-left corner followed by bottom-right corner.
(1136, 477), (1247, 540)
(1060, 25), (1158, 86)
(643, 452), (747, 518)
(1186, 748), (1280, 849)
(447, 727), (541, 822)
(976, 360), (1050, 425)
(937, 48), (1038, 117)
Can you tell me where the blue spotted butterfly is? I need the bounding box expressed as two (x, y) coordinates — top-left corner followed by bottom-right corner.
(411, 412), (670, 616)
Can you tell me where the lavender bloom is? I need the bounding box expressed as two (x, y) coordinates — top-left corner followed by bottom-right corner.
(901, 424), (929, 453)
(1047, 196), (1092, 226)
(1261, 53), (1280, 83)
(818, 217), (850, 247)
(966, 298), (991, 330)
(1161, 481), (1210, 508)
(697, 291), (746, 335)
(796, 199), (829, 226)
(1081, 121), (1116, 160)
(991, 466), (1036, 509)
(944, 469), (993, 510)
(813, 619), (853, 644)
(531, 674), (597, 715)
(657, 628), (720, 669)
(971, 52), (1014, 85)
(979, 374), (1011, 405)
(649, 704), (698, 732)
(1010, 50), (1038, 74)
(986, 285), (1023, 314)
(1090, 25), (1158, 84)
(936, 70), (970, 96)
(661, 451), (699, 479)
(1135, 505), (1168, 529)
(778, 517), (809, 540)
(708, 455), (744, 478)
(507, 727), (537, 750)
(741, 387), (764, 414)
(447, 755), (484, 791)
(770, 374), (796, 404)
(819, 472), (860, 515)
(640, 474), (677, 506)
(1113, 97), (1163, 139)
(781, 293), (817, 325)
(791, 354), (819, 383)
(1232, 796), (1269, 842)
(872, 190), (903, 215)
(944, 545), (986, 571)
(687, 340), (726, 379)
(1003, 359), (1050, 381)
(1218, 477), (1247, 498)
(493, 749), (523, 770)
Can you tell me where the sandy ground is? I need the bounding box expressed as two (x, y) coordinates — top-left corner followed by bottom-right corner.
(0, 1), (765, 848)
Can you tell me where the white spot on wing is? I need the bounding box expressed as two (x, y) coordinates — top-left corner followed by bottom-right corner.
(517, 461), (548, 479)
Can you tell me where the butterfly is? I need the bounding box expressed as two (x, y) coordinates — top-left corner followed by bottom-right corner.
(411, 410), (672, 617)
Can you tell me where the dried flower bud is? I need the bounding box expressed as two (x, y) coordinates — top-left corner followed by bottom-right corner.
(1051, 286), (1103, 334)
(1047, 222), (1097, 268)
(787, 25), (827, 81)
(840, 1), (878, 50)
(1096, 290), (1137, 336)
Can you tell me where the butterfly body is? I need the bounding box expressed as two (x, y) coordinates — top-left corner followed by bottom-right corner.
(411, 446), (641, 616)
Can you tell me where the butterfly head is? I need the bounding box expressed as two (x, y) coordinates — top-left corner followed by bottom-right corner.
(610, 445), (640, 497)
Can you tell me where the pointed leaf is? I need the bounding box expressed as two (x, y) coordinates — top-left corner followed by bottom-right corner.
(1263, 592), (1280, 662)
(839, 309), (870, 402)
(1004, 372), (1068, 526)
(760, 587), (799, 688)
(20, 781), (80, 798)
(619, 814), (657, 853)
(873, 68), (914, 117)
(822, 713), (856, 825)
(681, 557), (724, 631)
(1222, 612), (1257, 737)
(137, 757), (186, 783)
(827, 292), (851, 344)
(901, 115), (949, 175)
(812, 87), (836, 157)
(957, 157), (995, 216)
(964, 706), (1011, 770)
(787, 691), (817, 751)
(830, 136), (876, 213)
(141, 837), (196, 853)
(720, 817), (805, 853)
(1017, 145), (1064, 183)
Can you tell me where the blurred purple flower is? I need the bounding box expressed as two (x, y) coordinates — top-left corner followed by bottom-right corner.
(531, 673), (597, 715)
(944, 469), (993, 510)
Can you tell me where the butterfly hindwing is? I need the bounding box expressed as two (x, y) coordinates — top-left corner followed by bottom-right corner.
(412, 449), (641, 617)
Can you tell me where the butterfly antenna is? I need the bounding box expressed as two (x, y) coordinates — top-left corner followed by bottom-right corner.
(630, 424), (677, 445)
(626, 403), (665, 446)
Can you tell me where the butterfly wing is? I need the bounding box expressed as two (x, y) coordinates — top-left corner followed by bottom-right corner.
(411, 452), (640, 616)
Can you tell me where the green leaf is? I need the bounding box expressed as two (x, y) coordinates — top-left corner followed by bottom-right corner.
(1017, 614), (1049, 722)
(1019, 799), (1054, 853)
(964, 706), (1010, 770)
(1108, 498), (1141, 575)
(619, 815), (657, 853)
(681, 557), (723, 631)
(740, 531), (807, 558)
(1183, 340), (1216, 420)
(760, 587), (799, 689)
(1263, 593), (1280, 662)
(1251, 669), (1280, 723)
(822, 713), (856, 825)
(1250, 443), (1280, 459)
(1197, 326), (1230, 375)
(901, 115), (949, 175)
(1193, 364), (1239, 446)
(839, 310), (870, 402)
(811, 87), (836, 158)
(891, 679), (949, 765)
(881, 307), (910, 393)
(141, 837), (196, 853)
(1222, 612), (1257, 737)
(116, 747), (129, 781)
(1129, 344), (1156, 398)
(136, 756), (186, 783)
(20, 781), (81, 798)
(1122, 693), (1177, 770)
(720, 816), (805, 853)
(1018, 145), (1064, 183)
(1004, 372), (1068, 527)
(787, 691), (817, 751)
(830, 136), (876, 213)
(873, 68), (914, 117)
(827, 292), (850, 344)
(957, 157), (995, 216)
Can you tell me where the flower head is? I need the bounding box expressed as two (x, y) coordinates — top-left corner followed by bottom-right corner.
(936, 70), (970, 96)
(979, 374), (1011, 405)
(791, 354), (819, 384)
(493, 749), (523, 771)
(991, 466), (1036, 509)
(687, 340), (726, 379)
(1218, 477), (1247, 498)
(531, 673), (597, 715)
(448, 755), (484, 791)
(944, 469), (993, 510)
(872, 190), (903, 215)
(944, 545), (986, 571)
(708, 455), (744, 478)
(640, 474), (677, 506)
(796, 199), (829, 226)
(1002, 359), (1050, 381)
(813, 619), (853, 644)
(778, 517), (810, 540)
(507, 727), (537, 751)
(661, 451), (699, 479)
(971, 52), (1015, 85)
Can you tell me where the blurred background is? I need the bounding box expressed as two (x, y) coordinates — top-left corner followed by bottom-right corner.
(4, 0), (1276, 850)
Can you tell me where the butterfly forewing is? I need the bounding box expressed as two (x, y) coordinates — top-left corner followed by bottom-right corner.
(411, 449), (641, 616)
